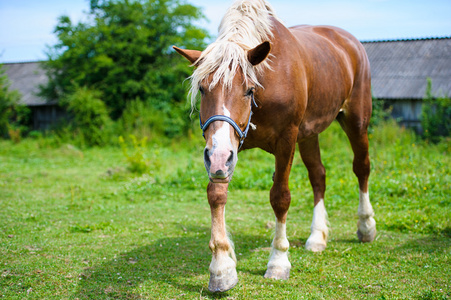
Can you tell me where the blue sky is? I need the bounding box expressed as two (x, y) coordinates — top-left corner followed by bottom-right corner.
(1, 0), (450, 63)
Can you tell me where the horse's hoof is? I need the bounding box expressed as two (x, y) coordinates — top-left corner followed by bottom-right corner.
(357, 217), (377, 243)
(305, 240), (327, 252)
(208, 268), (238, 293)
(357, 228), (376, 243)
(305, 228), (328, 252)
(264, 266), (290, 280)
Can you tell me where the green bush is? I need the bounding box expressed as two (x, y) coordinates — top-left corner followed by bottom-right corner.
(421, 78), (451, 143)
(369, 95), (391, 133)
(63, 86), (113, 147)
(118, 98), (194, 141)
(119, 99), (167, 139)
(0, 64), (26, 139)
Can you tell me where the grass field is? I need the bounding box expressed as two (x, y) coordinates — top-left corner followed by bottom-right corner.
(0, 121), (450, 299)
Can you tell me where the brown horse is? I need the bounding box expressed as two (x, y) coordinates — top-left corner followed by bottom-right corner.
(174, 0), (376, 293)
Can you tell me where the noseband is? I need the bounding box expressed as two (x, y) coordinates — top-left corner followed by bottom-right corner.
(200, 94), (258, 149)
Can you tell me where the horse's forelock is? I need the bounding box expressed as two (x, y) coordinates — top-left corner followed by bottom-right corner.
(188, 0), (279, 110)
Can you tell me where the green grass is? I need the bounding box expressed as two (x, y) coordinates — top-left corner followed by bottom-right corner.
(0, 121), (450, 299)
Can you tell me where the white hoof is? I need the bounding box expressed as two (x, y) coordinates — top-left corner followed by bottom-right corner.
(357, 217), (377, 243)
(208, 255), (238, 293)
(265, 248), (291, 279)
(305, 230), (327, 252)
(264, 265), (290, 280)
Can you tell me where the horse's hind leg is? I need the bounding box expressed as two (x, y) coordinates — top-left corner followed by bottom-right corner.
(299, 135), (329, 252)
(337, 109), (377, 243)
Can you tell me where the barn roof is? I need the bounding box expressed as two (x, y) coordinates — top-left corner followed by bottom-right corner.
(362, 37), (451, 100)
(2, 61), (53, 106)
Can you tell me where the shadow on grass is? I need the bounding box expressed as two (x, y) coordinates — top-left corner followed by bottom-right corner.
(73, 225), (451, 299)
(74, 227), (271, 299)
(398, 234), (451, 253)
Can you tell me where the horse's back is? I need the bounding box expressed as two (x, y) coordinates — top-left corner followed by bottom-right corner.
(286, 25), (371, 137)
(289, 25), (367, 59)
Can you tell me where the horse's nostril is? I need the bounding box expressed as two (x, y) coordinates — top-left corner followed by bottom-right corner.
(204, 148), (211, 169)
(226, 151), (234, 167)
(215, 170), (226, 177)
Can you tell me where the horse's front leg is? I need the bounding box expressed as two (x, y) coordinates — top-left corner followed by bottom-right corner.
(264, 138), (296, 280)
(207, 182), (238, 293)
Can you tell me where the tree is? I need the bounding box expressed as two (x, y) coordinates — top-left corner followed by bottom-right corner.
(0, 64), (22, 138)
(41, 0), (208, 135)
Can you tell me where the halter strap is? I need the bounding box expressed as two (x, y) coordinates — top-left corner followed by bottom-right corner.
(200, 94), (258, 149)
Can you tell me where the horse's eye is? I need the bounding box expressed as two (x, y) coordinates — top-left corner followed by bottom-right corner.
(245, 87), (255, 97)
(199, 86), (205, 95)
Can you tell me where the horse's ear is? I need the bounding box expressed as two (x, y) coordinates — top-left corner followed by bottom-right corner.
(173, 46), (202, 65)
(247, 41), (271, 66)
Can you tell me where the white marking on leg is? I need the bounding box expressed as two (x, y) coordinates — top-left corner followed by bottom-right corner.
(305, 199), (328, 252)
(210, 206), (236, 264)
(358, 191), (374, 218)
(357, 191), (376, 241)
(209, 205), (238, 291)
(267, 220), (291, 272)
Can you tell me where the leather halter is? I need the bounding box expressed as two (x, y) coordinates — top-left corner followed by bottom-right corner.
(200, 94), (258, 149)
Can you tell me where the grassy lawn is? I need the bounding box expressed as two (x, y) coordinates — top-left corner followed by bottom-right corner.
(0, 122), (450, 299)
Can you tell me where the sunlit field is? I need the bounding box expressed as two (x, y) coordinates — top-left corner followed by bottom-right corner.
(1, 121), (449, 299)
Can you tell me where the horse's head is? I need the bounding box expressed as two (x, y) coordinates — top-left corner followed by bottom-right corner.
(174, 41), (271, 183)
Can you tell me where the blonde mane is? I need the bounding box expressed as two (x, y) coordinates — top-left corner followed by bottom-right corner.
(189, 0), (279, 108)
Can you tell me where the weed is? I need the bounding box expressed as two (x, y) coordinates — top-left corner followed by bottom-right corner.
(7, 126), (21, 143)
(118, 135), (150, 175)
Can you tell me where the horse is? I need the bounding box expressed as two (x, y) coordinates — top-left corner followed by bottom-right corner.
(173, 0), (376, 293)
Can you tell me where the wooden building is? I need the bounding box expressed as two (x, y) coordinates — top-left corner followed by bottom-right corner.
(362, 37), (451, 132)
(3, 61), (65, 130)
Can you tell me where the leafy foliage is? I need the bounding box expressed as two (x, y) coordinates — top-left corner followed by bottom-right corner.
(63, 86), (112, 146)
(369, 94), (391, 133)
(0, 64), (26, 139)
(421, 78), (451, 143)
(41, 0), (208, 137)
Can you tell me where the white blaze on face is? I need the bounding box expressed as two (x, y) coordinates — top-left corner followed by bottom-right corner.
(211, 106), (234, 151)
(206, 105), (239, 180)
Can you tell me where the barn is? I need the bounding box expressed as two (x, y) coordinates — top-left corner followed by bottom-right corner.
(3, 37), (451, 132)
(362, 37), (451, 132)
(3, 61), (65, 130)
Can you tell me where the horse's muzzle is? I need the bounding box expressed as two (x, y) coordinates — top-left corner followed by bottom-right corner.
(204, 148), (237, 183)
